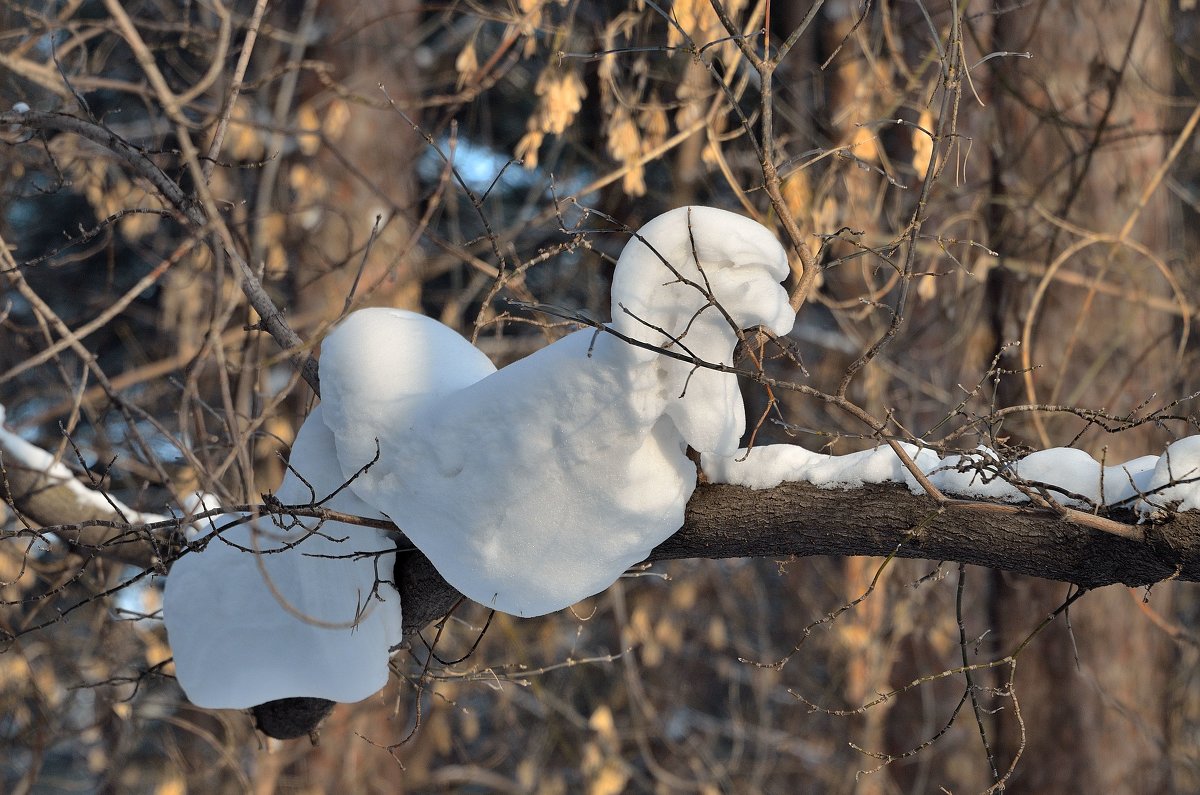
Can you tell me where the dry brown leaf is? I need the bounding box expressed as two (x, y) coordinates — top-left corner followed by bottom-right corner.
(322, 98), (351, 142)
(518, 0), (543, 53)
(535, 68), (587, 134)
(706, 616), (728, 650)
(588, 763), (629, 795)
(455, 36), (479, 90)
(225, 98), (264, 160)
(849, 125), (880, 163)
(605, 106), (645, 196)
(154, 778), (186, 795)
(669, 0), (747, 48)
(912, 108), (935, 179)
(295, 102), (321, 156)
(783, 170), (812, 226)
(515, 129), (545, 169)
(917, 272), (939, 301)
(588, 705), (617, 742)
(638, 96), (669, 150)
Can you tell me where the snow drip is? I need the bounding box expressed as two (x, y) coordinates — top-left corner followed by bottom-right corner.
(160, 206), (795, 708)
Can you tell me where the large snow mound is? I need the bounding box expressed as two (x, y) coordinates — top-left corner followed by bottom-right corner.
(160, 205), (797, 709)
(322, 206), (795, 616)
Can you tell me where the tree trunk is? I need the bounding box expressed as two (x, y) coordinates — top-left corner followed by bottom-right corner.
(983, 2), (1180, 790)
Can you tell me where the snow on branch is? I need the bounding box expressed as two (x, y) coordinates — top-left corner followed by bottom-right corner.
(5, 205), (1200, 737)
(667, 480), (1200, 588)
(0, 404), (168, 544)
(395, 464), (1200, 645)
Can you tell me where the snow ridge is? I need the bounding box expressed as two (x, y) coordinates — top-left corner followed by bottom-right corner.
(703, 440), (1199, 514)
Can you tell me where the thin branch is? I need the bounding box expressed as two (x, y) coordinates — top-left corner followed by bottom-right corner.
(0, 108), (321, 395)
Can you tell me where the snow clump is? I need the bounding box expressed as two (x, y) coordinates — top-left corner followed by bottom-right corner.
(161, 205), (795, 708)
(705, 439), (1197, 513)
(320, 206), (794, 617)
(162, 405), (403, 708)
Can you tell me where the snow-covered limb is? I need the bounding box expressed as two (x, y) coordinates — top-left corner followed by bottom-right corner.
(663, 478), (1200, 587)
(393, 438), (1200, 648)
(393, 476), (1200, 643)
(8, 203), (1200, 735)
(7, 399), (1200, 737)
(703, 437), (1200, 516)
(393, 436), (1200, 639)
(0, 403), (169, 536)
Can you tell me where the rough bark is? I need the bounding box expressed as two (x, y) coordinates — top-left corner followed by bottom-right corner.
(5, 445), (1197, 635)
(393, 479), (1200, 638)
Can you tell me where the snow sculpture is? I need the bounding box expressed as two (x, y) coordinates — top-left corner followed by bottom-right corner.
(161, 205), (793, 709)
(162, 405), (403, 709)
(320, 206), (795, 617)
(609, 207), (796, 453)
(318, 307), (499, 487)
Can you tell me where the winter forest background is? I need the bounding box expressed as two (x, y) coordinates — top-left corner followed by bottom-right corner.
(3, 0), (1200, 792)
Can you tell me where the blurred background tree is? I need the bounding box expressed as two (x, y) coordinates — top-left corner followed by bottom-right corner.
(2, 0), (1199, 792)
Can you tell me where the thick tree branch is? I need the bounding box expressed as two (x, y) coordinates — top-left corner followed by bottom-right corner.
(666, 481), (1198, 587)
(5, 420), (1195, 634)
(396, 480), (1200, 635)
(7, 424), (1197, 739)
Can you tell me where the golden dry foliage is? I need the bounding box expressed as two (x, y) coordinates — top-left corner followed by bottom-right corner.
(517, 0), (552, 56)
(48, 136), (165, 242)
(220, 97), (266, 162)
(604, 105), (646, 195)
(513, 127), (546, 168)
(638, 93), (669, 150)
(295, 103), (322, 157)
(3, 1), (1200, 793)
(515, 67), (587, 169)
(454, 31), (480, 89)
(667, 0), (747, 48)
(911, 108), (936, 180)
(583, 706), (631, 795)
(667, 0), (748, 159)
(537, 68), (588, 135)
(594, 11), (662, 194)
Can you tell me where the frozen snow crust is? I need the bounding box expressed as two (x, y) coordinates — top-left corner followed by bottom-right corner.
(703, 438), (1200, 514)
